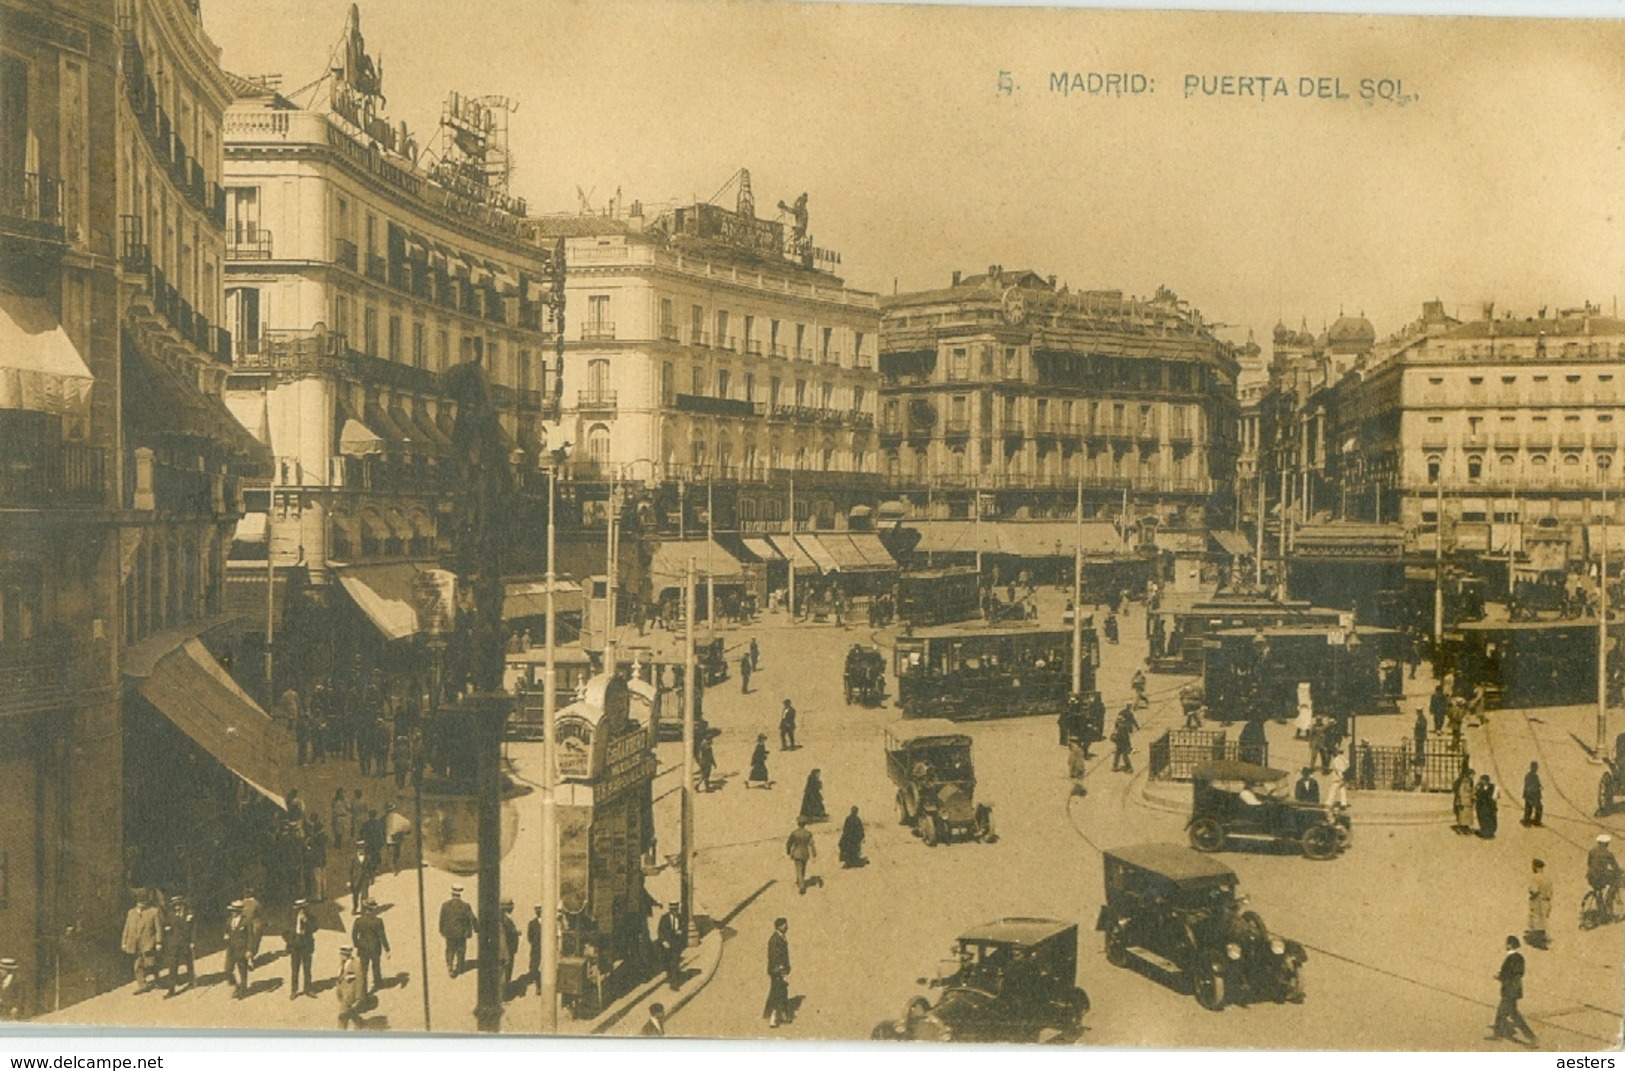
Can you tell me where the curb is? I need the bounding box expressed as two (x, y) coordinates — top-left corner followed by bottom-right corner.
(587, 927), (725, 1035)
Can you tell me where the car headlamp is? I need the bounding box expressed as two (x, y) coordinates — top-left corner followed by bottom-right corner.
(1270, 938), (1285, 955)
(1226, 942), (1242, 960)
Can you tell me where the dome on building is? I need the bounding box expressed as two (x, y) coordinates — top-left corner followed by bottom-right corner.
(1327, 314), (1376, 346)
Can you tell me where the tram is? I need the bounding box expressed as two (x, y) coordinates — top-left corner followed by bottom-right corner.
(897, 567), (982, 627)
(893, 622), (1098, 721)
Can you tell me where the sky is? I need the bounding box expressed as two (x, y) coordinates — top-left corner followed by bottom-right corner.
(203, 0), (1625, 347)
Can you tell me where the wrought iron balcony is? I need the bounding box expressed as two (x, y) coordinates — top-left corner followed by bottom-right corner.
(578, 390), (618, 411)
(334, 238), (359, 270)
(0, 173), (64, 241)
(581, 322), (616, 342)
(228, 230), (273, 259)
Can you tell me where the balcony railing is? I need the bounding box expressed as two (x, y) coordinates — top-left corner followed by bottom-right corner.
(659, 323), (681, 343)
(770, 404), (796, 422)
(820, 350), (841, 366)
(691, 330), (711, 348)
(850, 411), (875, 429)
(794, 347), (814, 361)
(0, 636), (74, 716)
(1593, 430), (1619, 450)
(365, 252), (388, 282)
(944, 419), (972, 438)
(717, 336), (737, 353)
(855, 354), (873, 369)
(578, 390), (618, 411)
(0, 439), (107, 508)
(771, 344), (789, 358)
(675, 393), (762, 418)
(744, 340), (763, 356)
(0, 173), (65, 240)
(1559, 431), (1589, 450)
(1001, 420), (1026, 438)
(334, 238), (359, 270)
(581, 322), (616, 342)
(228, 230), (273, 259)
(878, 421), (905, 439)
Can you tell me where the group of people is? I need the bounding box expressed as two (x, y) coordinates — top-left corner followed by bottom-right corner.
(287, 671), (424, 788)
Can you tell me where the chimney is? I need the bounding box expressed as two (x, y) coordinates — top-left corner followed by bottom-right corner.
(1047, 275), (1057, 289)
(952, 270), (962, 287)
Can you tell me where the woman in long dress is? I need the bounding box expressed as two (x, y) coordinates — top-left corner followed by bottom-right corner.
(1452, 766), (1476, 834)
(799, 769), (828, 822)
(1474, 773), (1499, 839)
(748, 734), (771, 788)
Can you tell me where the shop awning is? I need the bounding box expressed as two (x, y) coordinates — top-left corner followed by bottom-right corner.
(741, 537), (785, 562)
(908, 521), (1005, 556)
(765, 534), (819, 573)
(649, 538), (747, 592)
(504, 577), (584, 620)
(413, 405), (453, 449)
(795, 535), (842, 573)
(339, 415), (384, 456)
(233, 511), (268, 545)
(0, 290), (94, 417)
(130, 637), (288, 809)
(389, 401), (425, 452)
(847, 532), (897, 568)
(1211, 530), (1254, 557)
(335, 562), (445, 641)
(364, 400), (417, 451)
(123, 343), (268, 468)
(819, 533), (889, 572)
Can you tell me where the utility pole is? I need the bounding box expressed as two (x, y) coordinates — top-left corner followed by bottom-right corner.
(539, 470), (559, 1031)
(265, 487), (275, 703)
(973, 478), (984, 578)
(1433, 468), (1445, 646)
(605, 472), (618, 674)
(1277, 469), (1289, 599)
(1600, 458), (1612, 756)
(1072, 476), (1085, 694)
(706, 474), (715, 627)
(681, 557), (697, 938)
(787, 476), (797, 618)
(1254, 469), (1265, 587)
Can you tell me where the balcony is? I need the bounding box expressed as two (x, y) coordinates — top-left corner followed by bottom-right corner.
(691, 330), (711, 348)
(878, 421), (905, 441)
(581, 322), (617, 342)
(228, 230), (273, 260)
(794, 347), (814, 361)
(855, 354), (873, 370)
(674, 393), (763, 419)
(0, 172), (65, 242)
(578, 390), (618, 412)
(1168, 425), (1195, 445)
(0, 636), (74, 717)
(119, 215), (151, 273)
(659, 323), (681, 343)
(212, 185), (227, 228)
(1593, 430), (1619, 450)
(1001, 420), (1026, 438)
(1135, 421), (1160, 442)
(944, 419), (972, 438)
(1492, 432), (1522, 451)
(234, 327), (351, 375)
(717, 336), (738, 353)
(772, 344), (789, 359)
(818, 407), (845, 426)
(1524, 431), (1554, 450)
(820, 350), (841, 366)
(0, 439), (107, 508)
(1558, 431), (1588, 451)
(744, 340), (763, 357)
(365, 252), (388, 282)
(517, 388), (545, 411)
(770, 404), (796, 423)
(334, 238), (359, 270)
(849, 410), (874, 429)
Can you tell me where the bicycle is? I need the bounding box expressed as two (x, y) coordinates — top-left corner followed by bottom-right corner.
(1580, 882), (1620, 930)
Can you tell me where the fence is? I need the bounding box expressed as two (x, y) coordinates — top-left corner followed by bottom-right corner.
(1349, 739), (1467, 793)
(1148, 729), (1269, 782)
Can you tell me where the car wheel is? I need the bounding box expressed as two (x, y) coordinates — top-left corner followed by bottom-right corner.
(1194, 967), (1226, 1012)
(1301, 824), (1338, 860)
(1189, 818), (1226, 852)
(922, 814), (941, 847)
(896, 792), (911, 827)
(1104, 926), (1130, 967)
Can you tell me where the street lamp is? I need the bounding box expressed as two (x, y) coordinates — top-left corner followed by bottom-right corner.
(538, 461), (560, 1030)
(1599, 454), (1612, 757)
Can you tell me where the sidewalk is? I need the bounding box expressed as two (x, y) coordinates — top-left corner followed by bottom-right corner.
(590, 927), (724, 1036)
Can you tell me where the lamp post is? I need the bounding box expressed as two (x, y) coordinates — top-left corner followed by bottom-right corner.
(1072, 475), (1085, 695)
(1433, 464), (1446, 648)
(605, 469), (618, 674)
(1599, 455), (1612, 757)
(707, 473), (716, 627)
(787, 475), (797, 618)
(681, 556), (697, 938)
(539, 466), (560, 1030)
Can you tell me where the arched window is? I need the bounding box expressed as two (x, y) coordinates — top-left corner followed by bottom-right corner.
(587, 423), (611, 471)
(1466, 455), (1483, 481)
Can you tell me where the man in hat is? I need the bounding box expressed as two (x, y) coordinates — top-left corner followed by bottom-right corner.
(525, 905), (544, 995)
(1588, 833), (1621, 917)
(0, 957), (24, 1020)
(1491, 935), (1537, 1045)
(495, 898), (519, 999)
(439, 885), (476, 977)
(119, 890), (161, 994)
(740, 652), (753, 694)
(384, 802), (412, 875)
(240, 886), (264, 965)
(359, 808), (386, 872)
(286, 898), (317, 999)
(351, 899), (390, 996)
(1522, 762), (1544, 827)
(348, 840), (375, 915)
(779, 700), (797, 751)
(223, 900), (253, 998)
(1526, 860), (1553, 951)
(641, 1001), (667, 1037)
(161, 894), (195, 995)
(763, 917), (792, 1028)
(786, 817), (816, 895)
(656, 900), (684, 989)
(335, 946), (364, 1029)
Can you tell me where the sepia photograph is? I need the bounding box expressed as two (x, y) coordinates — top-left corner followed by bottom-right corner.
(1, 0), (1623, 1055)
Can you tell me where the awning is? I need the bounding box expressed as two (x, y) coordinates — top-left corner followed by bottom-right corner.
(335, 562), (449, 641)
(123, 342), (268, 467)
(847, 532), (897, 568)
(819, 533), (889, 572)
(130, 638), (288, 808)
(1586, 525), (1625, 555)
(649, 539), (747, 593)
(741, 537), (785, 563)
(0, 290), (94, 417)
(404, 234), (429, 261)
(364, 400), (417, 451)
(406, 509), (435, 540)
(526, 281), (550, 304)
(389, 402), (423, 450)
(795, 535), (842, 573)
(1210, 530), (1253, 557)
(907, 521), (1005, 556)
(765, 534), (819, 574)
(233, 511), (268, 545)
(488, 262), (520, 297)
(413, 404), (453, 449)
(339, 416), (384, 456)
(504, 577), (584, 620)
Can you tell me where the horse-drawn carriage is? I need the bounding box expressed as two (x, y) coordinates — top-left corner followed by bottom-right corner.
(844, 644), (887, 706)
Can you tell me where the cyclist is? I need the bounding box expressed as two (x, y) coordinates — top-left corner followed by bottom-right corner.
(1588, 833), (1622, 918)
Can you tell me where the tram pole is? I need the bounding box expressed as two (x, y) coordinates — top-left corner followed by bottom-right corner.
(1072, 476), (1085, 695)
(1600, 460), (1611, 757)
(682, 557), (697, 938)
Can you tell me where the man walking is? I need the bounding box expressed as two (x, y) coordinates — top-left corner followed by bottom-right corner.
(439, 885), (476, 977)
(497, 899), (519, 999)
(525, 905), (543, 995)
(786, 818), (816, 894)
(1491, 935), (1538, 1045)
(240, 886), (264, 966)
(1413, 707), (1429, 766)
(1526, 859), (1552, 951)
(763, 917), (793, 1028)
(1110, 704), (1140, 773)
(161, 894), (195, 994)
(1521, 762), (1544, 827)
(286, 898), (316, 999)
(779, 700), (798, 750)
(351, 898), (390, 996)
(335, 947), (364, 1030)
(120, 891), (161, 994)
(384, 802), (411, 875)
(750, 638), (760, 671)
(656, 900), (684, 990)
(223, 900), (252, 999)
(1429, 683), (1448, 734)
(348, 840), (375, 915)
(740, 653), (753, 694)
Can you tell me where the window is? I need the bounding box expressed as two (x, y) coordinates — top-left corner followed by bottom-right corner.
(588, 359), (610, 399)
(0, 54), (29, 199)
(227, 187), (260, 244)
(770, 377), (782, 407)
(587, 294), (610, 335)
(770, 320), (781, 353)
(660, 362), (674, 406)
(659, 298), (674, 335)
(363, 305), (378, 355)
(715, 310), (730, 348)
(820, 382), (834, 409)
(692, 367), (705, 395)
(821, 327), (833, 359)
(743, 372), (756, 402)
(795, 323), (806, 357)
(412, 322), (426, 369)
(1427, 456), (1441, 483)
(951, 395), (967, 425)
(691, 304), (704, 343)
(1467, 455), (1483, 480)
(852, 386), (865, 413)
(335, 196), (350, 242)
(387, 314), (401, 361)
(854, 331), (866, 361)
(743, 315), (755, 352)
(716, 369), (731, 399)
(227, 287), (261, 343)
(365, 212), (377, 255)
(948, 347), (969, 381)
(794, 379), (807, 406)
(587, 424), (611, 468)
(1003, 346), (1019, 378)
(517, 347), (531, 392)
(436, 329), (450, 370)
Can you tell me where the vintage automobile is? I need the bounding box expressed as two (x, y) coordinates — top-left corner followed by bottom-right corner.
(884, 721), (994, 846)
(1598, 731), (1625, 816)
(844, 644), (888, 706)
(871, 918), (1090, 1042)
(1096, 843), (1307, 1011)
(1186, 760), (1351, 860)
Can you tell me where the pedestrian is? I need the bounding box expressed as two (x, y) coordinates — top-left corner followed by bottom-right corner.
(1475, 774), (1500, 839)
(838, 806), (866, 867)
(240, 886), (263, 964)
(1413, 707), (1429, 765)
(786, 817), (816, 894)
(656, 900), (684, 990)
(750, 638), (760, 671)
(1293, 681), (1314, 740)
(526, 905), (543, 994)
(740, 654), (752, 694)
(385, 803), (411, 875)
(1447, 696), (1466, 750)
(1521, 762), (1544, 827)
(748, 733), (772, 789)
(438, 885), (476, 977)
(335, 947), (364, 1029)
(779, 700), (798, 750)
(696, 734), (716, 792)
(331, 788), (351, 848)
(799, 769), (828, 823)
(1430, 684), (1448, 734)
(497, 898), (519, 999)
(763, 917), (793, 1028)
(120, 891), (161, 994)
(351, 898), (390, 996)
(641, 1001), (667, 1037)
(348, 840), (375, 915)
(1327, 747), (1350, 809)
(161, 894), (195, 994)
(393, 731), (411, 790)
(1452, 765), (1477, 835)
(0, 957), (21, 1020)
(286, 898), (316, 999)
(223, 900), (252, 999)
(1110, 705), (1139, 773)
(359, 808), (385, 872)
(305, 816), (329, 901)
(1068, 738), (1090, 798)
(1131, 668), (1148, 708)
(1294, 767), (1320, 804)
(1526, 860), (1552, 951)
(1490, 935), (1538, 1046)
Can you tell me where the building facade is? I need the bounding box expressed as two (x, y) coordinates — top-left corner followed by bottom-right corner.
(537, 176), (882, 535)
(879, 270), (1240, 543)
(220, 9), (559, 611)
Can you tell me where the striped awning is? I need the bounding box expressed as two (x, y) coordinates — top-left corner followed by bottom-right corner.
(765, 534), (819, 574)
(795, 535), (841, 573)
(741, 537), (784, 562)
